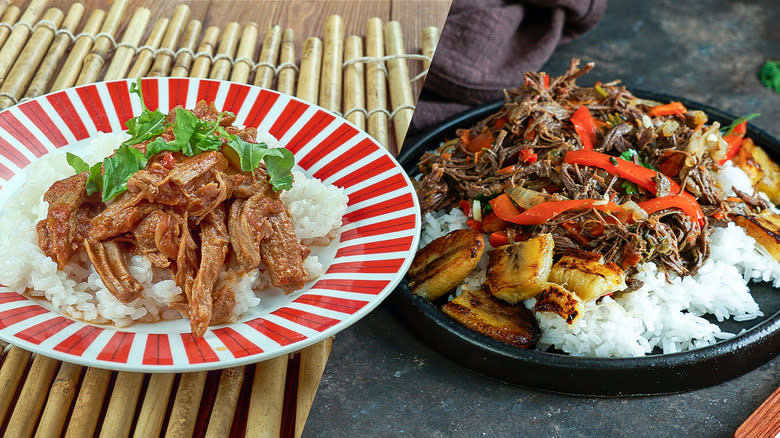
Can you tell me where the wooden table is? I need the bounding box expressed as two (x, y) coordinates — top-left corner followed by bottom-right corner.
(0, 1), (451, 437)
(52, 0), (450, 112)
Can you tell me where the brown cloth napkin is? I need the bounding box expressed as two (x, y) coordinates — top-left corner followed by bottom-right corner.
(410, 0), (606, 134)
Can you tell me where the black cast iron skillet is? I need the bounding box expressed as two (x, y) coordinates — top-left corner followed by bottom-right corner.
(390, 91), (780, 396)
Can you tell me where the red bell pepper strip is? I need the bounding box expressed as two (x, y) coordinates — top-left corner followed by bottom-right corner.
(493, 116), (508, 130)
(489, 193), (522, 219)
(482, 211), (508, 233)
(492, 198), (623, 225)
(518, 149), (538, 163)
(489, 231), (509, 247)
(718, 121), (747, 166)
(647, 101), (687, 117)
(564, 149), (667, 194)
(459, 200), (472, 217)
(563, 149), (705, 226)
(561, 221), (590, 245)
(638, 195), (704, 226)
(570, 106), (597, 150)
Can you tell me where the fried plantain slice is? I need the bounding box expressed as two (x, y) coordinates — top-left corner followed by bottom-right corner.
(442, 288), (540, 348)
(408, 228), (485, 301)
(548, 252), (626, 302)
(485, 233), (554, 304)
(533, 282), (583, 325)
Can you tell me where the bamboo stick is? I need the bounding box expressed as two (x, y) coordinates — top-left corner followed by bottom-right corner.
(98, 371), (144, 438)
(190, 25), (220, 78)
(4, 355), (59, 438)
(366, 17), (389, 149)
(169, 19), (201, 77)
(131, 373), (176, 438)
(209, 21), (240, 80)
(76, 0), (129, 85)
(319, 15), (343, 113)
(277, 28), (296, 95)
(294, 338), (334, 438)
(384, 20), (415, 152)
(229, 22), (258, 83)
(127, 16), (169, 78)
(421, 26), (439, 73)
(253, 24), (281, 88)
(0, 0), (47, 88)
(246, 355), (288, 438)
(0, 0), (10, 26)
(23, 3), (84, 99)
(102, 7), (151, 81)
(0, 7), (62, 109)
(63, 367), (112, 438)
(0, 347), (31, 424)
(33, 362), (82, 438)
(297, 37), (322, 104)
(147, 3), (190, 77)
(164, 371), (207, 438)
(51, 8), (104, 91)
(0, 5), (20, 51)
(204, 367), (245, 438)
(343, 35), (365, 129)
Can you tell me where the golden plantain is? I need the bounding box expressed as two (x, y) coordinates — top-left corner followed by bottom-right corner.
(442, 288), (540, 348)
(408, 228), (485, 301)
(548, 252), (627, 302)
(485, 233), (555, 304)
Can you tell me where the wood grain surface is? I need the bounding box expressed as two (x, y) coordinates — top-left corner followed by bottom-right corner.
(39, 0), (450, 100)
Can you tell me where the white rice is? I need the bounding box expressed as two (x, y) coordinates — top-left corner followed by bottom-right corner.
(0, 131), (348, 327)
(421, 166), (774, 357)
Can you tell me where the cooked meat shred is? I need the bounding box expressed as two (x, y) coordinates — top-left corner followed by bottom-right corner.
(36, 100), (307, 335)
(416, 58), (728, 278)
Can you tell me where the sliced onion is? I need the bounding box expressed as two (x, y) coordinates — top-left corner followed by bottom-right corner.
(622, 200), (648, 221)
(473, 199), (482, 221)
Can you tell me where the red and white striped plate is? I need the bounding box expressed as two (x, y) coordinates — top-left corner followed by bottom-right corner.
(0, 78), (420, 372)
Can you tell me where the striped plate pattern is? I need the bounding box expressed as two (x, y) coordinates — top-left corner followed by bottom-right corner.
(0, 78), (420, 372)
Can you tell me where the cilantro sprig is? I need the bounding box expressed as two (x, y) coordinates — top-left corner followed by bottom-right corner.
(721, 113), (760, 136)
(67, 78), (295, 201)
(619, 149), (655, 170)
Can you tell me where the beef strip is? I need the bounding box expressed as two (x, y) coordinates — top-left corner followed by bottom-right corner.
(733, 187), (772, 211)
(127, 151), (230, 219)
(84, 238), (143, 303)
(36, 172), (100, 268)
(255, 196), (309, 294)
(132, 209), (184, 268)
(211, 283), (238, 325)
(228, 196), (274, 272)
(189, 205), (230, 336)
(88, 191), (155, 241)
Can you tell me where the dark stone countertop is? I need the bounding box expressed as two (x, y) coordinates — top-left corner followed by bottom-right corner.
(303, 1), (780, 436)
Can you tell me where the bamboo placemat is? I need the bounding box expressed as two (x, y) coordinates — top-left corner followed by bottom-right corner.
(0, 0), (440, 436)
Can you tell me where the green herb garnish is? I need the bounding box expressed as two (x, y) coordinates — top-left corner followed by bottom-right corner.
(66, 152), (103, 195)
(101, 144), (147, 201)
(67, 79), (295, 200)
(226, 136), (294, 191)
(721, 113), (760, 135)
(622, 181), (639, 195)
(66, 152), (89, 172)
(120, 78), (167, 149)
(619, 149), (655, 170)
(759, 60), (780, 93)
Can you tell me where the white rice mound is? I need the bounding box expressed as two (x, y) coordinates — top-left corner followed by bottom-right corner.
(420, 169), (776, 358)
(0, 132), (348, 327)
